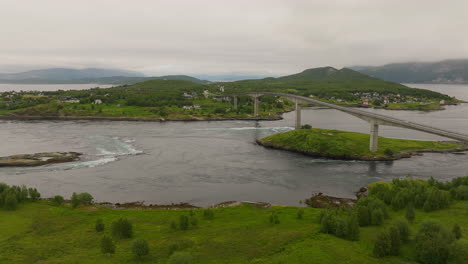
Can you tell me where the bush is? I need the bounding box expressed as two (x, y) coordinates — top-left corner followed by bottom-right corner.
(52, 195), (64, 206)
(452, 224), (462, 240)
(449, 240), (468, 264)
(4, 192), (18, 210)
(296, 209), (304, 219)
(384, 148), (394, 157)
(101, 236), (115, 255)
(347, 215), (360, 241)
(373, 231), (391, 257)
(453, 185), (468, 200)
(131, 239), (149, 258)
(28, 188), (41, 201)
(356, 205), (370, 226)
(415, 220), (454, 264)
(388, 226), (401, 256)
(168, 252), (193, 264)
(179, 215), (189, 230)
(371, 209), (384, 226)
(71, 192), (80, 208)
(301, 124), (312, 129)
(111, 218), (133, 238)
(405, 203), (415, 222)
(203, 209), (214, 220)
(393, 218), (410, 242)
(269, 212), (280, 224)
(95, 219), (104, 232)
(77, 192), (93, 204)
(335, 218), (348, 239)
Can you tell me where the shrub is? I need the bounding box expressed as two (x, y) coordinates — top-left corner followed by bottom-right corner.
(384, 148), (394, 157)
(269, 212), (280, 224)
(301, 124), (312, 129)
(28, 188), (41, 201)
(131, 239), (149, 258)
(373, 231), (391, 257)
(179, 215), (189, 230)
(452, 224), (462, 240)
(111, 218), (133, 238)
(4, 192), (18, 210)
(415, 220), (454, 264)
(190, 216), (198, 227)
(405, 203), (415, 222)
(296, 209), (304, 219)
(77, 192), (94, 204)
(449, 240), (468, 264)
(454, 185), (468, 200)
(71, 192), (80, 208)
(170, 221), (178, 230)
(95, 218), (105, 232)
(388, 226), (401, 256)
(168, 252), (193, 264)
(346, 215), (360, 241)
(335, 218), (348, 239)
(101, 236), (115, 255)
(203, 209), (214, 220)
(371, 209), (384, 226)
(393, 218), (410, 242)
(52, 195), (64, 206)
(356, 205), (370, 226)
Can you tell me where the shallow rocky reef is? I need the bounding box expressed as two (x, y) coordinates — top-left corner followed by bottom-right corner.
(0, 152), (82, 167)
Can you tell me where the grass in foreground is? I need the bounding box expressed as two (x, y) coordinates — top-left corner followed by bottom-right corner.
(258, 128), (463, 160)
(0, 200), (466, 264)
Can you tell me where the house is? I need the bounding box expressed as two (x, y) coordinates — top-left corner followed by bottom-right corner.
(59, 96), (80, 103)
(362, 99), (369, 107)
(183, 106), (193, 110)
(219, 86), (225, 92)
(183, 93), (193, 99)
(203, 90), (210, 98)
(383, 99), (389, 105)
(193, 104), (201, 109)
(439, 100), (446, 105)
(93, 99), (103, 105)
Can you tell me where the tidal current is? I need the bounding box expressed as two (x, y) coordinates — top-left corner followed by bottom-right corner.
(0, 83), (467, 206)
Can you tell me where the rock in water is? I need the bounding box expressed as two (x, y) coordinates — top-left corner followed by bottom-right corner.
(0, 152), (82, 167)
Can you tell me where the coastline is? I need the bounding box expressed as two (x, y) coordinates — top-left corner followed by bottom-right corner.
(256, 138), (468, 161)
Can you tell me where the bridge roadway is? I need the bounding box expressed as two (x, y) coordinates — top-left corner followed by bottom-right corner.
(223, 92), (468, 152)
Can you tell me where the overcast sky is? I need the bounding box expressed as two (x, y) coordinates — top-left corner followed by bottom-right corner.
(1, 0), (467, 76)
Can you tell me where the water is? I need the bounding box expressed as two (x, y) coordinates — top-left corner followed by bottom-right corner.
(0, 84), (467, 206)
(0, 83), (114, 92)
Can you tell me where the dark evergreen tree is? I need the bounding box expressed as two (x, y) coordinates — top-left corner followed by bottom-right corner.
(373, 231), (391, 257)
(111, 218), (133, 238)
(131, 239), (149, 258)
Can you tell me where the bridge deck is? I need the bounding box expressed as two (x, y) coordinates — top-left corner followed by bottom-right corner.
(231, 92), (468, 142)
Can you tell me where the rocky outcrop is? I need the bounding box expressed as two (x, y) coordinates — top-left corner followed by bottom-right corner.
(0, 152), (82, 167)
(305, 193), (356, 208)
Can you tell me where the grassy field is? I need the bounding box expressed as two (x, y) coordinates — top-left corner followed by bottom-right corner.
(0, 199), (466, 264)
(257, 128), (463, 160)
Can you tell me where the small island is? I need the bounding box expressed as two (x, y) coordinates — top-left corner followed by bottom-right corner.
(257, 128), (467, 161)
(0, 152), (82, 167)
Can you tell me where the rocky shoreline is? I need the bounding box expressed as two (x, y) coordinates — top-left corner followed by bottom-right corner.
(0, 152), (82, 167)
(0, 114), (282, 122)
(256, 139), (468, 161)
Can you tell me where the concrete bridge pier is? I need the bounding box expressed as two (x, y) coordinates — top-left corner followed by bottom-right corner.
(369, 120), (379, 152)
(295, 100), (302, 129)
(233, 96), (238, 110)
(253, 96), (259, 117)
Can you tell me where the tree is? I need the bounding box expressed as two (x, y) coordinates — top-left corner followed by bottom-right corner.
(335, 218), (348, 239)
(52, 195), (64, 206)
(95, 218), (105, 232)
(393, 218), (410, 242)
(269, 212), (280, 224)
(347, 215), (360, 241)
(71, 192), (80, 208)
(371, 209), (384, 226)
(388, 226), (401, 256)
(373, 231), (391, 257)
(77, 192), (93, 204)
(111, 218), (133, 238)
(131, 239), (149, 258)
(415, 220), (454, 264)
(179, 215), (189, 230)
(4, 192), (18, 210)
(405, 203), (415, 222)
(384, 148), (394, 157)
(356, 205), (370, 226)
(453, 224), (462, 240)
(168, 252), (193, 264)
(28, 188), (40, 201)
(101, 236), (115, 255)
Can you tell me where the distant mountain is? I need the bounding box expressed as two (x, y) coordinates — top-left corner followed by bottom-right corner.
(0, 68), (209, 84)
(276, 66), (372, 81)
(351, 59), (468, 84)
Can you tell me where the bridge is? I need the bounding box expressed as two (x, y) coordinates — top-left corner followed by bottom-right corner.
(218, 92), (468, 152)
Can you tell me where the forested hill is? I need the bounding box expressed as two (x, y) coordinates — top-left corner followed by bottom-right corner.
(351, 59), (468, 84)
(220, 67), (454, 101)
